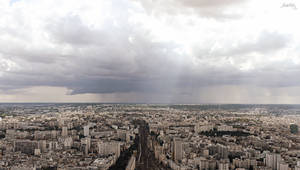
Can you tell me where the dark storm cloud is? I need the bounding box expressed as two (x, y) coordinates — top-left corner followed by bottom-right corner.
(1, 0), (300, 103)
(0, 4), (187, 95)
(0, 25), (298, 96)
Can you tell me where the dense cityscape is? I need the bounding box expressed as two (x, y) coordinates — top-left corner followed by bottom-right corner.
(1, 0), (300, 169)
(1, 104), (300, 170)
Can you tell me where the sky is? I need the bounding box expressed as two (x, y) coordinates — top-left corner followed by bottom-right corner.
(0, 0), (300, 103)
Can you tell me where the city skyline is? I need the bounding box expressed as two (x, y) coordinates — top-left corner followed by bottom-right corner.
(1, 0), (300, 103)
(1, 103), (300, 169)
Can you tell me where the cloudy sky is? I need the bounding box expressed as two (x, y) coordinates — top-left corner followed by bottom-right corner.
(0, 0), (300, 103)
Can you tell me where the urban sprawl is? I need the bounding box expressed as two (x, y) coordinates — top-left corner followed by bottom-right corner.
(1, 104), (300, 170)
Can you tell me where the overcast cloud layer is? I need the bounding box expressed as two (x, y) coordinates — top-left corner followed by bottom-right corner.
(1, 0), (300, 103)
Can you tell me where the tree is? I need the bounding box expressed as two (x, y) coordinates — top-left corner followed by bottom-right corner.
(290, 124), (299, 134)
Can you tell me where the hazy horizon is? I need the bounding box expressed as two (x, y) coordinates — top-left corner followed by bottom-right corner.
(2, 102), (300, 105)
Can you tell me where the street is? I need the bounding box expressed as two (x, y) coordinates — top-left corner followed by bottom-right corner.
(135, 120), (171, 170)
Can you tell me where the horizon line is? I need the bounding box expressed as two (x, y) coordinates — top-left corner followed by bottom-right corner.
(1, 102), (300, 105)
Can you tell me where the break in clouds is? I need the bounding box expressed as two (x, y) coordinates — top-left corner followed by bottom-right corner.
(0, 0), (300, 103)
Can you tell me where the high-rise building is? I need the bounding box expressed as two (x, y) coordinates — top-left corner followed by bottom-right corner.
(116, 142), (120, 158)
(195, 157), (209, 170)
(14, 140), (39, 155)
(84, 125), (89, 137)
(266, 153), (281, 170)
(38, 140), (47, 153)
(81, 137), (91, 155)
(219, 162), (229, 170)
(217, 144), (229, 159)
(126, 155), (136, 170)
(173, 138), (183, 163)
(295, 162), (300, 170)
(98, 142), (120, 158)
(279, 162), (289, 170)
(51, 130), (57, 139)
(62, 126), (68, 137)
(64, 137), (73, 148)
(34, 149), (41, 156)
(117, 130), (130, 142)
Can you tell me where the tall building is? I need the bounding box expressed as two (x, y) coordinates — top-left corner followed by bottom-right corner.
(116, 142), (120, 158)
(98, 142), (120, 158)
(219, 162), (229, 170)
(217, 144), (229, 159)
(295, 161), (300, 170)
(173, 138), (183, 163)
(208, 144), (228, 159)
(117, 130), (130, 142)
(126, 155), (136, 170)
(38, 140), (47, 153)
(266, 153), (281, 170)
(14, 140), (39, 155)
(84, 125), (89, 137)
(47, 141), (58, 151)
(51, 130), (57, 139)
(279, 162), (289, 170)
(81, 137), (91, 155)
(195, 158), (209, 170)
(64, 137), (73, 148)
(62, 126), (68, 137)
